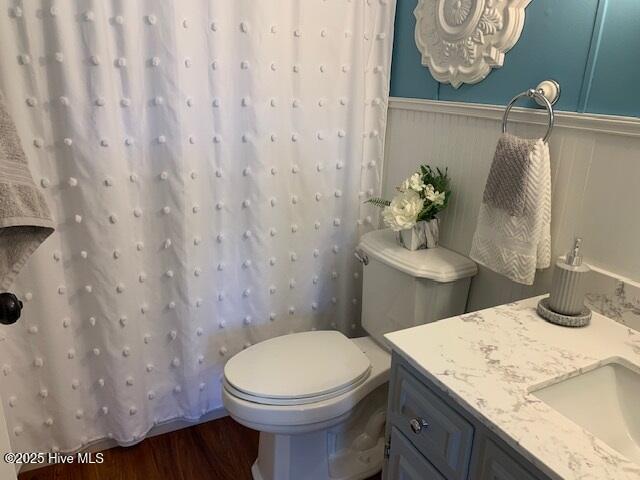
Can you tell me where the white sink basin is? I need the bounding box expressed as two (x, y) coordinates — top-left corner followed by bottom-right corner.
(531, 358), (640, 464)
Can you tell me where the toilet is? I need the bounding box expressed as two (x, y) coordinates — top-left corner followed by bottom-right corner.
(223, 229), (477, 480)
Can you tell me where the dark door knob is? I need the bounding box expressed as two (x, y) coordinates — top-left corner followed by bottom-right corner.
(0, 293), (23, 325)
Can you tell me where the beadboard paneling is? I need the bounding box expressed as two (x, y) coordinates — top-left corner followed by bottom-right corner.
(383, 98), (640, 312)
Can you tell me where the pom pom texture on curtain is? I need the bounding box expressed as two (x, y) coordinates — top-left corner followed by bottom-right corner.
(0, 0), (395, 453)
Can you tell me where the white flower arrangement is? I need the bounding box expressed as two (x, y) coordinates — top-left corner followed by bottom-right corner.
(367, 165), (451, 232)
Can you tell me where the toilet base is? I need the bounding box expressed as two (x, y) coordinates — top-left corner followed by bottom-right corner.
(251, 384), (387, 480)
(251, 461), (265, 480)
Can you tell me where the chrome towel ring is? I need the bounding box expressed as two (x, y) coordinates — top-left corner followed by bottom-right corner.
(501, 80), (560, 143)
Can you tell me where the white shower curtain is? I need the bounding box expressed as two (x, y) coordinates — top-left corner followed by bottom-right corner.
(0, 0), (395, 454)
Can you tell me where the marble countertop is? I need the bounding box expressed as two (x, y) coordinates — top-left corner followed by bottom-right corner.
(385, 296), (640, 480)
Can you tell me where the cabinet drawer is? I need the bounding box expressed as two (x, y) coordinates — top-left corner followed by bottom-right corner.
(387, 427), (444, 480)
(389, 364), (473, 480)
(476, 437), (538, 480)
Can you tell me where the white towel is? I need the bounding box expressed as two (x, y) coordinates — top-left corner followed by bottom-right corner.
(0, 91), (54, 289)
(470, 133), (551, 285)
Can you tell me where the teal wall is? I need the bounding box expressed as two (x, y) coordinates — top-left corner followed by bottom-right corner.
(390, 0), (640, 117)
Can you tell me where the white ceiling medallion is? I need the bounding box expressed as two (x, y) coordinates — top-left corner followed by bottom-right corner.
(414, 0), (532, 88)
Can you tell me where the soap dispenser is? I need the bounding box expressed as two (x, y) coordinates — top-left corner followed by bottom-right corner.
(549, 238), (590, 315)
(537, 238), (592, 327)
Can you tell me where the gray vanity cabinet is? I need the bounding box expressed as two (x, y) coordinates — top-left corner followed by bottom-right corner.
(387, 360), (473, 480)
(472, 436), (537, 480)
(387, 427), (445, 480)
(384, 353), (551, 480)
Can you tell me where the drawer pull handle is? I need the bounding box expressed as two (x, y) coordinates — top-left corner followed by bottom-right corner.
(409, 418), (429, 434)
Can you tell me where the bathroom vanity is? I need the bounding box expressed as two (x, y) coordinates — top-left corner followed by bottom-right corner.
(383, 296), (640, 480)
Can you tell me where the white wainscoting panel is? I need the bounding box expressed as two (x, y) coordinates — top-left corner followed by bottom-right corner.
(384, 98), (640, 312)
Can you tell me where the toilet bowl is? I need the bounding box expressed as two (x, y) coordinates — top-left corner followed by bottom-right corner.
(223, 229), (477, 480)
(224, 334), (390, 480)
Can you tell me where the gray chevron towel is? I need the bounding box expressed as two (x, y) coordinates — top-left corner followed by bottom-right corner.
(0, 90), (54, 289)
(483, 133), (537, 217)
(470, 133), (551, 285)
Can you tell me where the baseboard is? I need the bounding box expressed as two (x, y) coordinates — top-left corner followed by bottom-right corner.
(19, 407), (228, 474)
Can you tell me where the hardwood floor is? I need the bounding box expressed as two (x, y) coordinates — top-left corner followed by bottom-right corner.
(18, 416), (383, 480)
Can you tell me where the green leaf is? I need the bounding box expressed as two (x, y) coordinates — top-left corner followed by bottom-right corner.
(365, 197), (391, 208)
(413, 163), (452, 219)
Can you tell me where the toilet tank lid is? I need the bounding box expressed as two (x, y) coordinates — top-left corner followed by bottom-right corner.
(358, 229), (477, 282)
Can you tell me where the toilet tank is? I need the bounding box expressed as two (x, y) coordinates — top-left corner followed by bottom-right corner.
(357, 229), (477, 348)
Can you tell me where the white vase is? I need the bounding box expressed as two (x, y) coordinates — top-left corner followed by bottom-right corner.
(398, 218), (439, 251)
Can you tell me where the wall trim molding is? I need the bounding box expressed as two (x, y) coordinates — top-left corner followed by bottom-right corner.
(389, 97), (640, 138)
(577, 0), (610, 112)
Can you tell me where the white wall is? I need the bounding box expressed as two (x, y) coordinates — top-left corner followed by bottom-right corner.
(383, 98), (640, 312)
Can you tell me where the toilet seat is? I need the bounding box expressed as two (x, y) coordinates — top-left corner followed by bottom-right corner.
(224, 331), (372, 406)
(223, 336), (391, 434)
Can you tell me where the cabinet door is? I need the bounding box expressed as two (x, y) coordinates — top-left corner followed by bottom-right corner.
(389, 364), (473, 480)
(476, 438), (537, 480)
(387, 427), (444, 480)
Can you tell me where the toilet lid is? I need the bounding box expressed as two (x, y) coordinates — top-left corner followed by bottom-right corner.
(224, 331), (371, 403)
